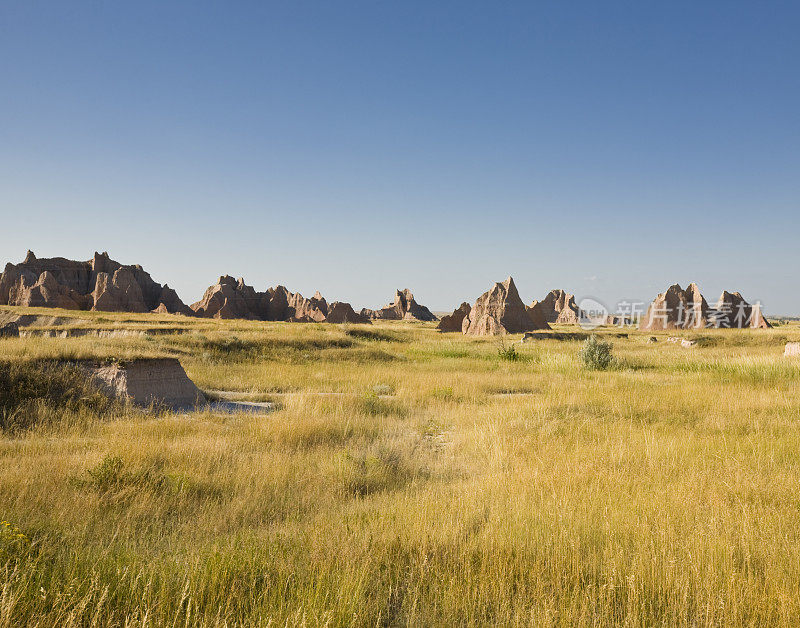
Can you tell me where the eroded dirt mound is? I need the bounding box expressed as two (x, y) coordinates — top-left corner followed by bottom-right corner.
(83, 358), (205, 409)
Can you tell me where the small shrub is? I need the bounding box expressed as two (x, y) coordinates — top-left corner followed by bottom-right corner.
(580, 335), (614, 370)
(497, 339), (519, 362)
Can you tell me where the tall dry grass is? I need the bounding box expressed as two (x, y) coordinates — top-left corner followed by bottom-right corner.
(1, 310), (800, 625)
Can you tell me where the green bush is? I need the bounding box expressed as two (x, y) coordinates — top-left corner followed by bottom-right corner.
(580, 335), (614, 370)
(497, 340), (519, 362)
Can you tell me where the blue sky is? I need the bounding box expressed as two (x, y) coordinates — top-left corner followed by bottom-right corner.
(1, 1), (798, 313)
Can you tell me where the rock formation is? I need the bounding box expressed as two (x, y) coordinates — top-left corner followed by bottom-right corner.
(326, 301), (372, 324)
(191, 277), (367, 324)
(362, 289), (437, 322)
(639, 283), (711, 331)
(533, 289), (583, 324)
(712, 291), (772, 329)
(190, 276), (269, 319)
(437, 302), (471, 332)
(0, 251), (193, 315)
(785, 342), (800, 358)
(640, 283), (771, 331)
(288, 290), (329, 323)
(83, 358), (205, 409)
(462, 277), (550, 336)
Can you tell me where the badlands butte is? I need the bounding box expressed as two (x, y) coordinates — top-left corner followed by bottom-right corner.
(0, 250), (774, 335)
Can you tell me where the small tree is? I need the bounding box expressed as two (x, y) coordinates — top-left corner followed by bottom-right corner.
(580, 334), (613, 370)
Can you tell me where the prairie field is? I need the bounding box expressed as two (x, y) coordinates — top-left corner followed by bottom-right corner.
(2, 306), (800, 626)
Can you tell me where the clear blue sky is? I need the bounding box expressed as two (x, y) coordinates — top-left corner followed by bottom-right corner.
(1, 1), (798, 314)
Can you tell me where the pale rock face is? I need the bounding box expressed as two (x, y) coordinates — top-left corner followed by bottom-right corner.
(84, 358), (205, 409)
(534, 289), (582, 324)
(437, 302), (471, 332)
(784, 343), (800, 358)
(462, 277), (550, 336)
(288, 290), (329, 323)
(92, 268), (149, 313)
(639, 283), (711, 331)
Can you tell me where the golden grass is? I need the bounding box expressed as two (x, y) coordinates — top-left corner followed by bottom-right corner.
(1, 307), (800, 625)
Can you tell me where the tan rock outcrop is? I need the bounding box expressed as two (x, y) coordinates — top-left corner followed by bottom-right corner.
(462, 277), (551, 336)
(191, 278), (364, 324)
(534, 289), (583, 324)
(784, 342), (800, 357)
(190, 276), (268, 319)
(325, 301), (372, 324)
(363, 289), (437, 322)
(0, 251), (192, 315)
(641, 284), (771, 331)
(7, 270), (88, 310)
(437, 302), (471, 332)
(288, 290), (328, 323)
(639, 283), (711, 331)
(84, 358), (205, 409)
(712, 291), (772, 329)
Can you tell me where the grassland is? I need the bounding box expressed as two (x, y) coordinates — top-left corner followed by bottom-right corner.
(2, 305), (800, 626)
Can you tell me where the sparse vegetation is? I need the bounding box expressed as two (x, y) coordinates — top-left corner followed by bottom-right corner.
(2, 307), (800, 625)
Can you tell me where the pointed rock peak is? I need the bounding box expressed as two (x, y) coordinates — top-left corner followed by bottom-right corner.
(24, 250), (36, 263)
(313, 291), (324, 301)
(501, 276), (522, 298)
(218, 275), (237, 285)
